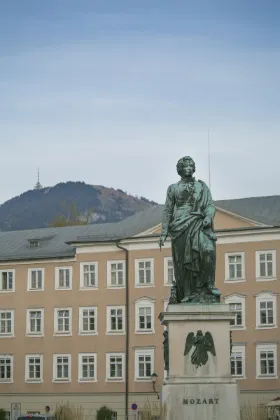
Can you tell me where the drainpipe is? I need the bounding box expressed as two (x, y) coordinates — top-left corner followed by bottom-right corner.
(116, 241), (129, 420)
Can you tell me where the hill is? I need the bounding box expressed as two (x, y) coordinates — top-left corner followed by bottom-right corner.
(0, 182), (157, 231)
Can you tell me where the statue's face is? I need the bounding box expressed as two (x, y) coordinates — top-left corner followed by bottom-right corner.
(182, 159), (195, 177)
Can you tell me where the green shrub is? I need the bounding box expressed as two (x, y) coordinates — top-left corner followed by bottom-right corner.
(96, 406), (113, 420)
(0, 409), (7, 420)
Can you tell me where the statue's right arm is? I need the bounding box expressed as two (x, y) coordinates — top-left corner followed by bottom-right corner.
(161, 185), (175, 239)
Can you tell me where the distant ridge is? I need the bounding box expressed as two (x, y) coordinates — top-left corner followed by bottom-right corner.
(0, 181), (157, 232)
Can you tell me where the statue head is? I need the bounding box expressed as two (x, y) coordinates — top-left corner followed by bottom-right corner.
(176, 156), (196, 178)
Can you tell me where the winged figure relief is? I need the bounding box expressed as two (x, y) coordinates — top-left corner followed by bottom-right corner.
(184, 330), (216, 368)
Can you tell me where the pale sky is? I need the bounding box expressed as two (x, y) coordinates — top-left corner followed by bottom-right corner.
(1, 1), (280, 204)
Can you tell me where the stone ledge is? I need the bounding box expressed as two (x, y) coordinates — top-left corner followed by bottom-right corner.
(168, 303), (232, 313)
(164, 376), (237, 385)
(159, 303), (236, 325)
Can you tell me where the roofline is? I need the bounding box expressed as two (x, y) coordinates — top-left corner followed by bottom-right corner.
(2, 224), (280, 263)
(0, 252), (75, 263)
(67, 224), (280, 245)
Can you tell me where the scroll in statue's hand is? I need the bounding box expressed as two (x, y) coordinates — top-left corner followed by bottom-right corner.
(159, 235), (167, 249)
(203, 216), (211, 228)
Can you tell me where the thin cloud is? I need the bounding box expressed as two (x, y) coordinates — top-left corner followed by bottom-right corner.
(0, 6), (279, 205)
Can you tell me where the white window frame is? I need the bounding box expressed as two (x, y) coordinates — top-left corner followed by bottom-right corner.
(256, 343), (278, 379)
(164, 257), (175, 286)
(106, 353), (125, 382)
(224, 294), (246, 330)
(25, 354), (43, 383)
(54, 308), (72, 335)
(256, 292), (277, 329)
(135, 258), (154, 287)
(225, 252), (245, 282)
(106, 306), (125, 335)
(27, 268), (44, 291)
(107, 260), (125, 288)
(230, 345), (246, 379)
(0, 310), (14, 337)
(53, 354), (71, 382)
(256, 250), (276, 281)
(78, 353), (97, 383)
(55, 267), (72, 290)
(26, 309), (44, 336)
(80, 262), (98, 289)
(0, 270), (15, 292)
(135, 297), (155, 334)
(135, 348), (154, 381)
(79, 307), (98, 335)
(0, 355), (13, 383)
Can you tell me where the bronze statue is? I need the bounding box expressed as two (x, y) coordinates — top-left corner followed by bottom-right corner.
(159, 156), (221, 303)
(184, 330), (216, 368)
(163, 330), (169, 372)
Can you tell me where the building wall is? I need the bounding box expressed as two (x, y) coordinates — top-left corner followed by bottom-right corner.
(0, 216), (280, 415)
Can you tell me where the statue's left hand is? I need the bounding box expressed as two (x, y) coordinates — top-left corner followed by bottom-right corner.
(203, 216), (211, 227)
(159, 234), (167, 249)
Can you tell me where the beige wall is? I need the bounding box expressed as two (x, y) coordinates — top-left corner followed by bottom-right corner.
(0, 210), (279, 412)
(214, 210), (255, 230)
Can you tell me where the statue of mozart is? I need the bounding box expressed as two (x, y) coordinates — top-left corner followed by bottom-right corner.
(159, 156), (221, 303)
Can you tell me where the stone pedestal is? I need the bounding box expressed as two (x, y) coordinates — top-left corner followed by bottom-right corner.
(159, 304), (240, 420)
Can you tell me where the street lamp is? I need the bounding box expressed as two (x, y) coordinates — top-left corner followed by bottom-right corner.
(151, 372), (159, 399)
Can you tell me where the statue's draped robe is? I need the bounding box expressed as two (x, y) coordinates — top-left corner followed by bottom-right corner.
(161, 179), (216, 302)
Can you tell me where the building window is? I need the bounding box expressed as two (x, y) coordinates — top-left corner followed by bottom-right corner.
(55, 267), (72, 290)
(256, 292), (277, 329)
(53, 354), (71, 382)
(135, 349), (154, 380)
(164, 257), (174, 285)
(256, 251), (276, 280)
(78, 353), (96, 382)
(225, 253), (245, 281)
(80, 262), (98, 289)
(256, 344), (277, 378)
(25, 355), (43, 382)
(27, 269), (44, 291)
(107, 306), (125, 334)
(0, 270), (15, 292)
(230, 346), (245, 378)
(29, 240), (39, 248)
(224, 294), (246, 330)
(54, 308), (72, 335)
(135, 298), (155, 333)
(107, 261), (125, 287)
(230, 303), (243, 327)
(0, 310), (14, 337)
(135, 259), (154, 286)
(26, 309), (44, 336)
(106, 353), (125, 381)
(0, 355), (13, 382)
(79, 307), (97, 335)
(112, 413), (117, 420)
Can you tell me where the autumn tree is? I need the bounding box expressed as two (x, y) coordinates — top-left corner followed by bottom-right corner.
(49, 202), (93, 227)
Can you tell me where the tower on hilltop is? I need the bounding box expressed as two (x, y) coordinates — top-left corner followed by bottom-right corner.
(34, 166), (43, 190)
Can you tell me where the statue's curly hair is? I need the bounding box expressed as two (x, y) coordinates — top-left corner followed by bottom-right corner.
(176, 156), (196, 176)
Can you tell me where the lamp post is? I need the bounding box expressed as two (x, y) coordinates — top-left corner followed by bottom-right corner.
(151, 372), (160, 399)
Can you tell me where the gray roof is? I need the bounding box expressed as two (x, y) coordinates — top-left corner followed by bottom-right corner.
(215, 196), (280, 227)
(0, 206), (165, 262)
(1, 195), (280, 261)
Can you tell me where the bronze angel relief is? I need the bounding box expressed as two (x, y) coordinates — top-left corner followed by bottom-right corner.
(184, 330), (216, 368)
